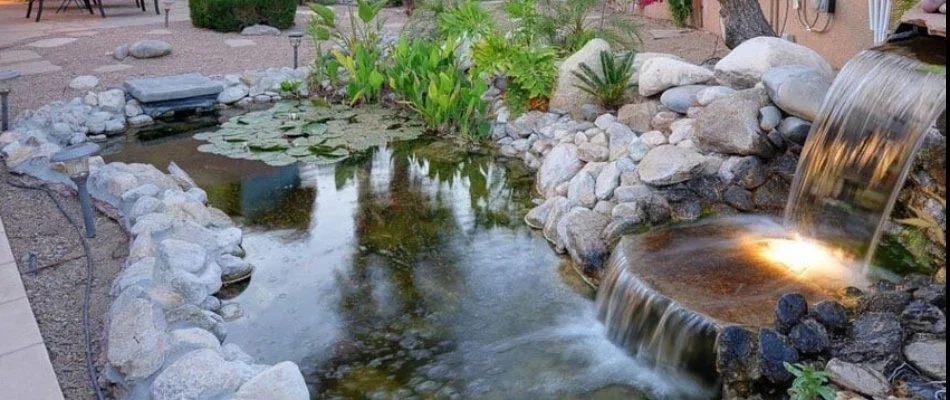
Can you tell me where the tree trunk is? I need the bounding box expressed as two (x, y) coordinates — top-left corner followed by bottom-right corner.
(717, 0), (777, 48)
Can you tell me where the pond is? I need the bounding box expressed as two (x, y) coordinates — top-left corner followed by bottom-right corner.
(104, 120), (712, 399)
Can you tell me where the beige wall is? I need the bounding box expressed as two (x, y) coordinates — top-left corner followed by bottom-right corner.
(636, 0), (876, 68)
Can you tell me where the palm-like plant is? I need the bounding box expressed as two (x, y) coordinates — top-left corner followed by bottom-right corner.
(571, 50), (636, 109)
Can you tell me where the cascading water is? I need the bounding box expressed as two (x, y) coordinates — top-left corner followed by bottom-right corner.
(596, 46), (946, 398)
(785, 49), (947, 269)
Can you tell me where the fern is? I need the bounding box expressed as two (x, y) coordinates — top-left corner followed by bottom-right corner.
(571, 50), (636, 109)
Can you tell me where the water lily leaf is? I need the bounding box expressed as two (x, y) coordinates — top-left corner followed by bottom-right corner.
(303, 122), (328, 136)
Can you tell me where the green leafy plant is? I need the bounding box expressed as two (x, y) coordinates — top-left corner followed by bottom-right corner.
(571, 50), (636, 109)
(309, 0), (386, 52)
(279, 79), (305, 101)
(502, 0), (543, 45)
(534, 0), (642, 55)
(437, 0), (496, 39)
(667, 0), (692, 27)
(897, 192), (947, 249)
(388, 38), (490, 140)
(190, 0), (297, 32)
(471, 35), (558, 113)
(785, 363), (836, 400)
(333, 43), (386, 105)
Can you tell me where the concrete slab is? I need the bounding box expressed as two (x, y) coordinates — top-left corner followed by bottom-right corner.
(0, 297), (43, 356)
(0, 344), (65, 400)
(0, 261), (24, 305)
(2, 60), (62, 76)
(25, 37), (78, 48)
(0, 50), (42, 66)
(124, 73), (224, 103)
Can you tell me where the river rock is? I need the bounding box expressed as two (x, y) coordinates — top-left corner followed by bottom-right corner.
(777, 116), (812, 146)
(150, 349), (256, 400)
(901, 300), (947, 334)
(775, 293), (808, 333)
(861, 290), (912, 314)
(724, 186), (755, 212)
(660, 85), (708, 114)
(716, 326), (761, 383)
(97, 89), (126, 114)
(614, 184), (672, 224)
(558, 208), (610, 274)
(130, 40), (173, 59)
(218, 85), (249, 104)
(759, 106), (782, 132)
(837, 313), (903, 364)
(789, 319), (830, 354)
(549, 39), (612, 118)
(568, 172), (597, 208)
(595, 163), (621, 200)
(763, 64), (831, 121)
(632, 52), (686, 79)
(640, 131), (667, 148)
(542, 197), (572, 250)
(668, 119), (696, 144)
(757, 328), (799, 383)
(107, 297), (168, 381)
(651, 111), (679, 133)
(637, 145), (705, 186)
(826, 359), (892, 398)
(638, 58), (714, 97)
(236, 362), (309, 400)
(904, 339), (947, 380)
(160, 239), (207, 274)
(812, 301), (849, 332)
(113, 45), (129, 60)
(617, 100), (664, 133)
(696, 87), (774, 158)
(606, 122), (636, 161)
(696, 86), (735, 106)
(218, 254), (255, 284)
(719, 156), (767, 190)
(525, 197), (558, 229)
(580, 104), (607, 122)
(169, 327), (222, 352)
(70, 75), (99, 91)
(241, 24), (281, 36)
(714, 37), (833, 89)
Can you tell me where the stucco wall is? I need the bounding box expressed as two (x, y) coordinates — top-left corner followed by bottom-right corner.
(636, 0), (876, 68)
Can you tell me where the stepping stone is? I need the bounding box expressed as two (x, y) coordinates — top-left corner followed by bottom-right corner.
(65, 31), (98, 37)
(650, 29), (690, 40)
(25, 37), (78, 48)
(124, 73), (223, 103)
(94, 64), (133, 73)
(70, 75), (100, 90)
(146, 29), (172, 35)
(225, 39), (256, 48)
(0, 50), (42, 65)
(3, 60), (61, 75)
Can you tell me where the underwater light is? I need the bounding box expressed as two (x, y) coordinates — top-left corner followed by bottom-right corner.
(759, 236), (844, 274)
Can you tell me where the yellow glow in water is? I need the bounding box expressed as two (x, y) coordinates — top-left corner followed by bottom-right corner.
(759, 236), (845, 275)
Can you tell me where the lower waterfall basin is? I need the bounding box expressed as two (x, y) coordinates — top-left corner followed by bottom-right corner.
(104, 132), (716, 400)
(612, 216), (869, 328)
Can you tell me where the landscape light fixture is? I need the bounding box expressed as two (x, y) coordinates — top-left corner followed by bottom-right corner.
(51, 143), (101, 238)
(163, 0), (175, 28)
(288, 32), (304, 69)
(0, 70), (20, 132)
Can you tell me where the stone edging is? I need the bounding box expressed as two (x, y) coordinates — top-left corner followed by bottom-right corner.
(0, 67), (314, 399)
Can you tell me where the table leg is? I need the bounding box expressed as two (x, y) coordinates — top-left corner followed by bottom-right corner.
(84, 0), (94, 14)
(153, 0), (159, 15)
(26, 0), (34, 18)
(35, 0), (44, 22)
(95, 0), (105, 18)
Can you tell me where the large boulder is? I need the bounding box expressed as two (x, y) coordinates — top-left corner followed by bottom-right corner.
(638, 58), (714, 97)
(549, 39), (612, 118)
(107, 297), (168, 381)
(715, 37), (833, 89)
(763, 64), (832, 121)
(558, 208), (610, 274)
(537, 144), (584, 197)
(696, 87), (775, 158)
(236, 362), (309, 400)
(150, 349), (257, 400)
(637, 145), (705, 186)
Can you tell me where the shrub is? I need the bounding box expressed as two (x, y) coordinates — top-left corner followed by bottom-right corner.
(437, 0), (495, 39)
(572, 50), (636, 109)
(190, 0), (297, 32)
(785, 363), (836, 400)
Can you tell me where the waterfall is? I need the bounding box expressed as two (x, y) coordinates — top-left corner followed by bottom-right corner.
(785, 50), (947, 269)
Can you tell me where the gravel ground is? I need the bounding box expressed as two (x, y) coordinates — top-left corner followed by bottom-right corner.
(0, 164), (127, 400)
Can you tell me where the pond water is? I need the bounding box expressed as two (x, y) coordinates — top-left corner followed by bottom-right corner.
(105, 130), (710, 400)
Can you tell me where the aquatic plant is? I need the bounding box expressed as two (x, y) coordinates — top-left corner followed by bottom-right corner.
(334, 43), (387, 105)
(194, 102), (424, 166)
(785, 363), (836, 400)
(571, 50), (637, 109)
(279, 79), (304, 102)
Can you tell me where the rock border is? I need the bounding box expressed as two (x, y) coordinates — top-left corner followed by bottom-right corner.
(0, 67), (315, 399)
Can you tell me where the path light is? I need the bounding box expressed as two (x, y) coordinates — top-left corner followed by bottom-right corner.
(51, 143), (101, 238)
(163, 0), (175, 28)
(0, 70), (20, 132)
(288, 32), (304, 69)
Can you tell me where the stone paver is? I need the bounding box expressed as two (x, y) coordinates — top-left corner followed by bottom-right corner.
(0, 50), (42, 65)
(0, 216), (65, 399)
(225, 39), (257, 48)
(94, 64), (134, 73)
(2, 60), (62, 76)
(25, 37), (79, 48)
(147, 29), (173, 35)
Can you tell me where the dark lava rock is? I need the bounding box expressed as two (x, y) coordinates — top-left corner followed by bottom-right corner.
(752, 176), (790, 212)
(724, 186), (756, 212)
(861, 290), (913, 314)
(757, 328), (800, 384)
(901, 273), (933, 293)
(775, 293), (809, 334)
(716, 326), (761, 383)
(671, 199), (703, 222)
(894, 377), (945, 400)
(835, 313), (903, 364)
(789, 319), (831, 354)
(685, 176), (723, 202)
(874, 280), (898, 293)
(914, 284), (947, 310)
(901, 300), (947, 334)
(812, 301), (849, 333)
